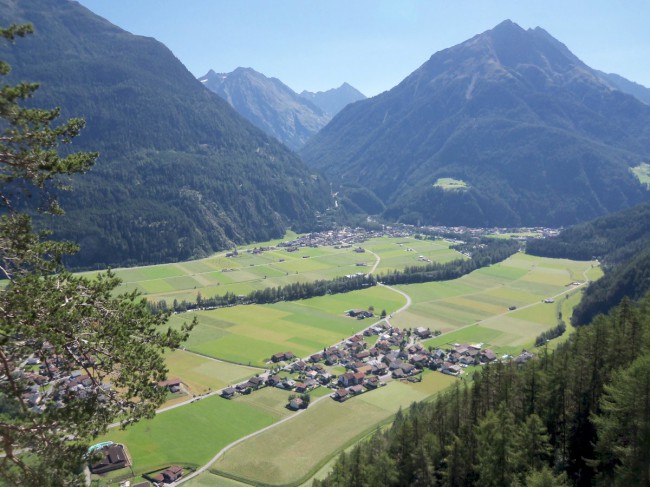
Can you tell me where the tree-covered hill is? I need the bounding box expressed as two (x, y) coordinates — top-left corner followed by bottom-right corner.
(0, 0), (330, 268)
(527, 200), (650, 325)
(301, 20), (650, 227)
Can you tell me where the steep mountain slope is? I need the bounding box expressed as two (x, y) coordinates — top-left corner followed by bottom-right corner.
(301, 20), (650, 227)
(0, 0), (330, 268)
(596, 71), (650, 105)
(198, 68), (329, 150)
(300, 82), (366, 117)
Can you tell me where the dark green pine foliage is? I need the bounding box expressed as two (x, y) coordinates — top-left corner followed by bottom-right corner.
(0, 24), (194, 485)
(314, 294), (650, 487)
(0, 0), (330, 269)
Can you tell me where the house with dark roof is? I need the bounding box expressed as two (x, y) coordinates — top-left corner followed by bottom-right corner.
(334, 388), (349, 402)
(162, 465), (183, 482)
(221, 387), (236, 399)
(88, 444), (129, 474)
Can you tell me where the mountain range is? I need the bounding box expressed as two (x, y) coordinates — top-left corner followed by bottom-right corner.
(300, 82), (366, 117)
(0, 0), (330, 268)
(301, 20), (650, 227)
(199, 68), (364, 150)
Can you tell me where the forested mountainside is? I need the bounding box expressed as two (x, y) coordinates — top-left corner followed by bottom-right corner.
(315, 295), (650, 487)
(0, 0), (329, 269)
(301, 20), (650, 228)
(527, 200), (650, 325)
(198, 67), (330, 151)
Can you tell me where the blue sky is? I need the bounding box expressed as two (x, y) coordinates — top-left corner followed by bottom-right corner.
(76, 0), (650, 97)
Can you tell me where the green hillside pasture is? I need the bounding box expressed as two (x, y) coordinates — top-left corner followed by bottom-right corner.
(163, 350), (257, 395)
(632, 162), (650, 187)
(433, 177), (469, 191)
(232, 387), (297, 419)
(211, 376), (455, 486)
(363, 236), (463, 273)
(96, 394), (279, 477)
(168, 286), (406, 366)
(393, 253), (593, 343)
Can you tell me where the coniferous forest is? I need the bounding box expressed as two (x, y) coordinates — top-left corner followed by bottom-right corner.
(314, 295), (650, 487)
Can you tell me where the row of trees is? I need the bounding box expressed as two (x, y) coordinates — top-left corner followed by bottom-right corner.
(149, 239), (519, 315)
(379, 238), (519, 285)
(534, 322), (567, 347)
(315, 295), (650, 486)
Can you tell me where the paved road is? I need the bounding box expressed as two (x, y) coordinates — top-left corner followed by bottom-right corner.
(172, 394), (331, 486)
(166, 245), (417, 486)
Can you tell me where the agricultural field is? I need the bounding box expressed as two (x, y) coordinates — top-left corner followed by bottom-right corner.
(94, 394), (280, 480)
(167, 285), (406, 366)
(208, 375), (456, 486)
(392, 252), (597, 356)
(163, 350), (259, 396)
(87, 233), (599, 487)
(363, 236), (464, 274)
(94, 241), (376, 305)
(92, 234), (463, 306)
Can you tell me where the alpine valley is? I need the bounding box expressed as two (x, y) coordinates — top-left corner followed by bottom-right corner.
(4, 3), (650, 487)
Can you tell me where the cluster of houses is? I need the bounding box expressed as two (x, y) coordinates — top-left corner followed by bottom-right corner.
(221, 323), (537, 404)
(12, 342), (107, 414)
(276, 227), (413, 251)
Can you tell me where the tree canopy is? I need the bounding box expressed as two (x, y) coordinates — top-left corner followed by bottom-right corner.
(0, 24), (193, 486)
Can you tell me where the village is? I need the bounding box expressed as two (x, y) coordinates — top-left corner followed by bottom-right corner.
(217, 315), (535, 409)
(10, 302), (538, 487)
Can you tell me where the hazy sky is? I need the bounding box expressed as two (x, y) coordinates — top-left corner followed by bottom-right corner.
(76, 0), (650, 97)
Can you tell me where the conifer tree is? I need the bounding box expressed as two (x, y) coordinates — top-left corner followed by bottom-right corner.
(0, 24), (193, 486)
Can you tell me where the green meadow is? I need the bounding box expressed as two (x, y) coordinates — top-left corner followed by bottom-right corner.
(433, 177), (469, 191)
(392, 252), (595, 355)
(363, 236), (463, 274)
(87, 234), (599, 487)
(163, 350), (258, 395)
(95, 393), (281, 478)
(168, 285), (406, 366)
(632, 162), (650, 186)
(96, 243), (376, 304)
(210, 374), (456, 486)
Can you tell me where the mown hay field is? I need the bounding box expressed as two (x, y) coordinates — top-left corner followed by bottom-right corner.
(167, 285), (406, 366)
(363, 236), (463, 274)
(163, 350), (259, 396)
(210, 375), (456, 486)
(87, 241), (376, 304)
(393, 253), (596, 355)
(96, 392), (282, 478)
